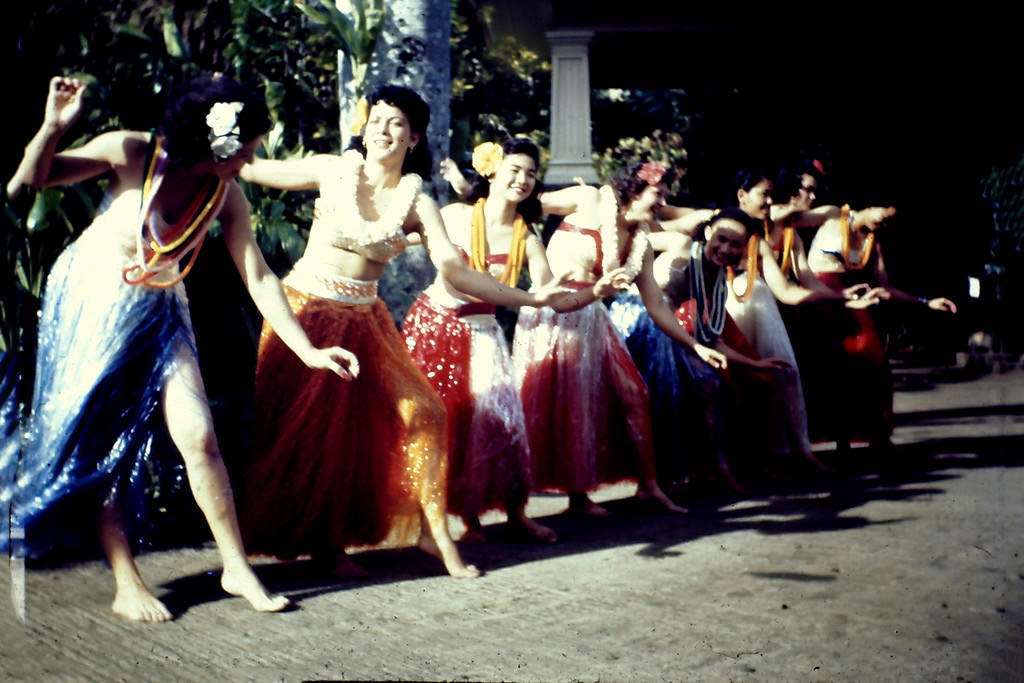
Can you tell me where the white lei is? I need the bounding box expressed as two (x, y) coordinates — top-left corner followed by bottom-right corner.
(598, 184), (649, 282)
(331, 149), (422, 245)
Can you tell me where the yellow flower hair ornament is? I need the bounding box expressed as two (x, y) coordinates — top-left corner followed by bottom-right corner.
(351, 97), (369, 136)
(472, 141), (504, 178)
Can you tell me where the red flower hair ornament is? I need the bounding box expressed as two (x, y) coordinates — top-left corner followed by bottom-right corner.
(637, 160), (668, 187)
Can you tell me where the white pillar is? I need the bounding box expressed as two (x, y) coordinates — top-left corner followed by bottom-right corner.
(545, 29), (598, 186)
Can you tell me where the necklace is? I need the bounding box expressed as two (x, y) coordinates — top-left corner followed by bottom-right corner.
(470, 198), (528, 287)
(840, 203), (874, 271)
(598, 185), (648, 282)
(689, 240), (727, 344)
(725, 234), (760, 302)
(764, 217), (795, 276)
(335, 149), (421, 247)
(123, 137), (226, 288)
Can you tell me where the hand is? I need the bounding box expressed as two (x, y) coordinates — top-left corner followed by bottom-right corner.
(591, 266), (632, 298)
(530, 271), (572, 307)
(926, 297), (957, 314)
(439, 157), (469, 196)
(304, 346), (360, 380)
(694, 344), (728, 371)
(756, 357), (792, 370)
(44, 76), (87, 132)
(841, 283), (871, 300)
(843, 286), (886, 309)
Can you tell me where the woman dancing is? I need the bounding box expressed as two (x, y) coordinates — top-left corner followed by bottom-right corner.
(512, 161), (699, 516)
(725, 169), (879, 471)
(805, 204), (957, 450)
(405, 138), (623, 544)
(2, 75), (355, 621)
(238, 87), (569, 579)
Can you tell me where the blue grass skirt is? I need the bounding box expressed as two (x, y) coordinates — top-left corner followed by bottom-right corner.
(608, 291), (725, 487)
(2, 228), (196, 559)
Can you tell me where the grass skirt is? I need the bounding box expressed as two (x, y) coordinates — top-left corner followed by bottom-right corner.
(403, 293), (531, 518)
(2, 230), (194, 559)
(240, 287), (449, 557)
(512, 301), (654, 494)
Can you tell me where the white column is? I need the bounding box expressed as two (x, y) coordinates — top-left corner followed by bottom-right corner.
(545, 29), (598, 186)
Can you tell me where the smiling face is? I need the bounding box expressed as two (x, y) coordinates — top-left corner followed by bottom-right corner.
(703, 218), (749, 267)
(492, 152), (537, 204)
(362, 100), (420, 163)
(737, 179), (773, 220)
(627, 183), (668, 221)
(791, 173), (818, 211)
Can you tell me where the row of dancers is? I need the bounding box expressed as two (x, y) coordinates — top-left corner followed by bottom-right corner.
(0, 73), (955, 622)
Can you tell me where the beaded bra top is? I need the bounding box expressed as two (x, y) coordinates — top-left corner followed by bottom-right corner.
(308, 150), (422, 263)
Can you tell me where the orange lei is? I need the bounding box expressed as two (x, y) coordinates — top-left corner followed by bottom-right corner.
(470, 198), (528, 287)
(726, 234), (760, 302)
(840, 203), (875, 271)
(123, 138), (226, 288)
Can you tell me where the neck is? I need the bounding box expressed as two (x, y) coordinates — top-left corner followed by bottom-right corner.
(484, 193), (519, 226)
(361, 155), (403, 190)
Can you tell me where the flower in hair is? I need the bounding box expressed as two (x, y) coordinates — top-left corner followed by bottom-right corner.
(351, 97), (369, 136)
(637, 160), (668, 187)
(472, 141), (504, 178)
(206, 101), (245, 160)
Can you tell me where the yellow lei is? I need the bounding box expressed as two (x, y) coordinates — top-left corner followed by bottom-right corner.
(470, 198), (528, 287)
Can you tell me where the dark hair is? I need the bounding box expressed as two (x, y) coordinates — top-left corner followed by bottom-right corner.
(734, 167), (773, 193)
(157, 74), (271, 168)
(609, 159), (680, 206)
(464, 137), (544, 223)
(772, 160), (823, 202)
(696, 206), (762, 242)
(346, 84), (432, 177)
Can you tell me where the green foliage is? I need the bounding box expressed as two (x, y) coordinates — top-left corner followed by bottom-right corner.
(979, 153), (1024, 308)
(293, 0), (385, 98)
(593, 129), (689, 200)
(449, 0), (551, 172)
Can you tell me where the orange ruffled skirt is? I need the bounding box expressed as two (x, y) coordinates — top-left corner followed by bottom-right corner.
(240, 286), (448, 558)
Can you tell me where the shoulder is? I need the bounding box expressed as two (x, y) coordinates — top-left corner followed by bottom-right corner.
(440, 201), (472, 222)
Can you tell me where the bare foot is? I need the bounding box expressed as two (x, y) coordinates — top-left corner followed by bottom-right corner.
(802, 450), (835, 472)
(327, 552), (370, 580)
(111, 581), (173, 622)
(716, 456), (749, 495)
(417, 534), (481, 578)
(508, 514), (558, 544)
(459, 527), (489, 545)
(635, 485), (688, 514)
(221, 566), (291, 612)
(567, 495), (612, 517)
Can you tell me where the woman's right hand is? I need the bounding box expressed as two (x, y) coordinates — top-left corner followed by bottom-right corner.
(694, 344), (728, 371)
(44, 76), (87, 132)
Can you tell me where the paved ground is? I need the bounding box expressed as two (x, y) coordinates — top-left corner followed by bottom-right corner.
(1, 366), (1023, 682)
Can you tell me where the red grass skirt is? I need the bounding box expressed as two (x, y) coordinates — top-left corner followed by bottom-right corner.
(240, 287), (448, 557)
(402, 293), (531, 518)
(512, 302), (655, 494)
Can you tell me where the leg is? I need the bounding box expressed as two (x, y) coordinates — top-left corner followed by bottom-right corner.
(162, 349), (289, 612)
(459, 514), (489, 545)
(506, 499), (557, 543)
(606, 352), (687, 514)
(567, 492), (611, 517)
(418, 505), (480, 578)
(98, 504), (173, 622)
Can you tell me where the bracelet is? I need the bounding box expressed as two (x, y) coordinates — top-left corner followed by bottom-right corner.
(917, 296), (929, 305)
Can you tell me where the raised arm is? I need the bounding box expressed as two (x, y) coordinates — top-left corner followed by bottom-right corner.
(7, 77), (132, 197)
(219, 182), (359, 379)
(538, 184), (600, 217)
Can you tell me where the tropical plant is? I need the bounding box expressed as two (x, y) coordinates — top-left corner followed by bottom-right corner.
(593, 129), (689, 201)
(978, 153), (1024, 352)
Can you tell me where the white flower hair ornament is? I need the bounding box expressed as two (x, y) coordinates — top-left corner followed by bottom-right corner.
(206, 101), (245, 160)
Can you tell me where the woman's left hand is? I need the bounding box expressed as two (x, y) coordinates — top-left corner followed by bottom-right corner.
(304, 346), (360, 380)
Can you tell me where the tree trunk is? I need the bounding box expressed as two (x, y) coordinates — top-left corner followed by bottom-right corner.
(367, 0), (451, 324)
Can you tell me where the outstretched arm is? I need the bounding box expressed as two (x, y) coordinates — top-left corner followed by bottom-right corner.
(872, 243), (958, 313)
(239, 154), (339, 191)
(219, 183), (359, 379)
